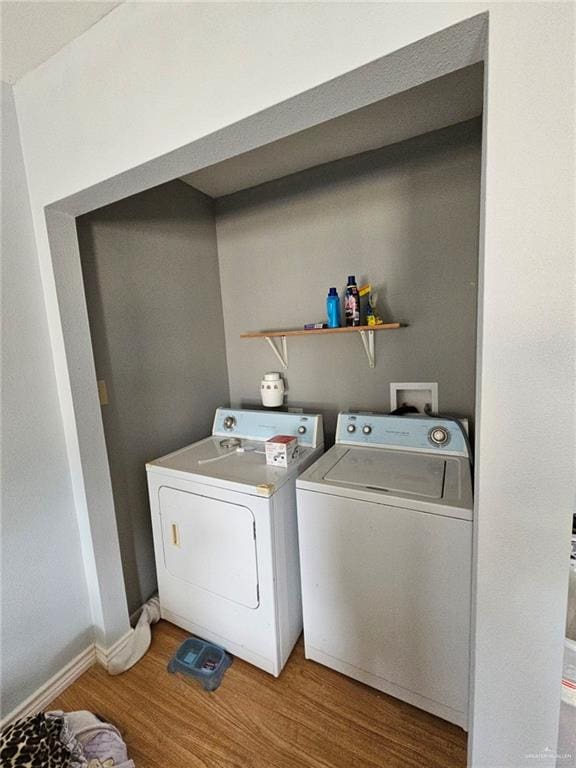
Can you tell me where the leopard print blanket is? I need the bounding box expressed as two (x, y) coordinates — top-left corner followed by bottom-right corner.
(0, 713), (86, 768)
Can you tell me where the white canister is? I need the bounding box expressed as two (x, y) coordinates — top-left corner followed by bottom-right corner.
(260, 372), (285, 408)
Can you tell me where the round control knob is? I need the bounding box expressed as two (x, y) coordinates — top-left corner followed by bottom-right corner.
(428, 426), (450, 446)
(362, 425), (372, 435)
(223, 416), (236, 431)
(347, 424), (356, 433)
(298, 425), (307, 434)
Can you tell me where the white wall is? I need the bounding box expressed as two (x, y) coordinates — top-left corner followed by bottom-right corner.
(10, 3), (575, 766)
(0, 82), (93, 719)
(14, 2), (478, 207)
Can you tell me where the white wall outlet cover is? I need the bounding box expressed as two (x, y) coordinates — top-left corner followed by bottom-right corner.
(390, 382), (438, 415)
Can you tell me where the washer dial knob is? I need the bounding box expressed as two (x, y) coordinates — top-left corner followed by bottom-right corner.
(298, 426), (307, 434)
(362, 425), (372, 435)
(429, 426), (450, 446)
(347, 424), (356, 433)
(223, 416), (236, 431)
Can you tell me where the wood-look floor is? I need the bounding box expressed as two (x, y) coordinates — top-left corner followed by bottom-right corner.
(49, 621), (466, 768)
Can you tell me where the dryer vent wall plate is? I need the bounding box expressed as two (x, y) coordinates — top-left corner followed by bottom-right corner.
(390, 383), (438, 416)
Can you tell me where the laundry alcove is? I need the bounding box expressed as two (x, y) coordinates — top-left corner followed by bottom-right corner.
(44, 8), (491, 699)
(75, 60), (483, 617)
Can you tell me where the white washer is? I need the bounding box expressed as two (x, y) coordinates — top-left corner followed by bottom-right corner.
(146, 408), (323, 676)
(296, 412), (473, 728)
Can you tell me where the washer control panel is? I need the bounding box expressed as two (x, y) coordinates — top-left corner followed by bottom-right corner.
(336, 412), (468, 457)
(213, 408), (323, 448)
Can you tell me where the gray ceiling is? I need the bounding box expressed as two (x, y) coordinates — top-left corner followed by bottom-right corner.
(181, 63), (484, 199)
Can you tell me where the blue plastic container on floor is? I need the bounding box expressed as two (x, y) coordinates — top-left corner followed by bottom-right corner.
(167, 637), (232, 691)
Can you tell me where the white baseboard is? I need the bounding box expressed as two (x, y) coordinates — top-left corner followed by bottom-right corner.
(0, 645), (96, 730)
(95, 629), (133, 670)
(1, 628), (134, 730)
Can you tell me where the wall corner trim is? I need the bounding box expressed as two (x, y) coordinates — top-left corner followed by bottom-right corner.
(95, 629), (134, 670)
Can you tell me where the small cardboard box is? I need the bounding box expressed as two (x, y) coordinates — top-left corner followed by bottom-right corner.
(265, 435), (299, 468)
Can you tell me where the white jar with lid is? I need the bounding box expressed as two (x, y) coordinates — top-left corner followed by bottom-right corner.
(260, 372), (285, 408)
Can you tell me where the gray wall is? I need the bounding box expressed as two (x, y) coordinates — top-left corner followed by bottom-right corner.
(77, 181), (229, 615)
(1, 82), (93, 718)
(216, 120), (481, 441)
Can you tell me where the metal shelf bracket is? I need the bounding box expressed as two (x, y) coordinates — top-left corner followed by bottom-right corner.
(358, 329), (375, 368)
(264, 335), (288, 369)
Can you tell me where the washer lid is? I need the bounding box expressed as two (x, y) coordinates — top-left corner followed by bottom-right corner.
(323, 449), (446, 499)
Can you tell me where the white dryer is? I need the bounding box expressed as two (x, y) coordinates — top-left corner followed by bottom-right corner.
(296, 412), (473, 728)
(146, 408), (323, 676)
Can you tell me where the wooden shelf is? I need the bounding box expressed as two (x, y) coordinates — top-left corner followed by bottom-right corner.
(240, 323), (403, 368)
(240, 323), (401, 339)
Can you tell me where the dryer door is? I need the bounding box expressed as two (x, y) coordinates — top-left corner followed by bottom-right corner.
(159, 486), (259, 608)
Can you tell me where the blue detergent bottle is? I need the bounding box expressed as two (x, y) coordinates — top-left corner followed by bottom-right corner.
(326, 287), (341, 328)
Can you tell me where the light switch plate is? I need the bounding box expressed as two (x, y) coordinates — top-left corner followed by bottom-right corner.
(97, 379), (109, 406)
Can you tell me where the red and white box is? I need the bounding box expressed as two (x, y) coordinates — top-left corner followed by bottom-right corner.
(265, 435), (299, 468)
